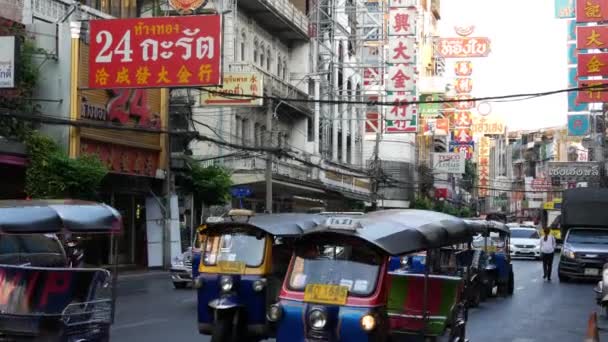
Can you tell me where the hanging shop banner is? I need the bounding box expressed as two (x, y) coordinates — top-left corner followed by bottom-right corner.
(452, 128), (473, 144)
(388, 7), (417, 36)
(422, 118), (449, 136)
(577, 25), (608, 50)
(471, 115), (505, 136)
(577, 52), (608, 77)
(454, 95), (475, 110)
(386, 94), (416, 121)
(0, 36), (16, 89)
(578, 80), (608, 103)
(567, 114), (591, 136)
(449, 141), (475, 160)
(454, 78), (473, 93)
(437, 37), (491, 58)
(432, 152), (466, 174)
(477, 136), (491, 197)
(200, 72), (263, 106)
(385, 117), (418, 133)
(419, 93), (442, 117)
(388, 37), (416, 64)
(88, 15), (222, 89)
(454, 61), (473, 76)
(387, 64), (416, 92)
(568, 43), (578, 65)
(576, 0), (608, 23)
(452, 111), (473, 128)
(568, 19), (577, 41)
(556, 0), (575, 18)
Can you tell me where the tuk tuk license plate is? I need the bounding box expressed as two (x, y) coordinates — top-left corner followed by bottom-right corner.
(217, 261), (246, 274)
(304, 284), (348, 305)
(585, 268), (600, 276)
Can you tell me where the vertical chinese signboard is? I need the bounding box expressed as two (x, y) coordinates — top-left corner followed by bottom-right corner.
(477, 137), (490, 198)
(88, 15), (222, 89)
(386, 3), (418, 133)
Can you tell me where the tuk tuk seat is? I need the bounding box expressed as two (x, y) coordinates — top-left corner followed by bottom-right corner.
(387, 272), (463, 336)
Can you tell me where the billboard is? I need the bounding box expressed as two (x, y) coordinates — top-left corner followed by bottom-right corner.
(432, 152), (466, 174)
(88, 15), (222, 89)
(200, 72), (263, 106)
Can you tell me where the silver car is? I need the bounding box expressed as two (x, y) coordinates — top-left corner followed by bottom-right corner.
(170, 248), (193, 289)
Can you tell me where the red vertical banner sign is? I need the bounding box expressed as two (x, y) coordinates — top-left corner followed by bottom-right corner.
(576, 0), (608, 23)
(88, 15), (222, 89)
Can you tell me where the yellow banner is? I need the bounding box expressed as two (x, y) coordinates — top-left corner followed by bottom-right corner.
(472, 115), (505, 136)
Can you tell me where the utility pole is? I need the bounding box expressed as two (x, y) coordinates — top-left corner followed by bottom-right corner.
(370, 109), (382, 211)
(265, 95), (273, 213)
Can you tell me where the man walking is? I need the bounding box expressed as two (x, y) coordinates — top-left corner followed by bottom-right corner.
(540, 227), (557, 281)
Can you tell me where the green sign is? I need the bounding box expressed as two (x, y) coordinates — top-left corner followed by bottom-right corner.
(419, 94), (442, 118)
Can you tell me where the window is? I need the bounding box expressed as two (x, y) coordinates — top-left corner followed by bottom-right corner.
(283, 60), (288, 80)
(203, 233), (266, 268)
(254, 40), (259, 64)
(241, 31), (247, 62)
(267, 49), (271, 71)
(261, 125), (267, 145)
(235, 116), (242, 143)
(241, 118), (249, 145)
(510, 229), (540, 239)
(277, 54), (282, 77)
(254, 123), (261, 146)
(260, 45), (265, 68)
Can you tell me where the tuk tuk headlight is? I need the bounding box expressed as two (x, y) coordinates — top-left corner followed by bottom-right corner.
(193, 276), (204, 289)
(267, 303), (282, 322)
(309, 309), (327, 330)
(253, 279), (266, 292)
(360, 314), (376, 332)
(220, 276), (233, 292)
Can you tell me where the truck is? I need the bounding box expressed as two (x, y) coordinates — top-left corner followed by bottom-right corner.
(541, 199), (562, 243)
(558, 188), (608, 282)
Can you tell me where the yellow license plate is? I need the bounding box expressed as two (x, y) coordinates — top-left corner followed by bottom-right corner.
(303, 284), (348, 305)
(217, 261), (246, 274)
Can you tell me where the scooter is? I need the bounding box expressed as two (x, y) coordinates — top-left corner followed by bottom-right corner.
(594, 263), (608, 317)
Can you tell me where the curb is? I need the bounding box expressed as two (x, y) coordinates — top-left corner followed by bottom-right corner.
(117, 270), (169, 279)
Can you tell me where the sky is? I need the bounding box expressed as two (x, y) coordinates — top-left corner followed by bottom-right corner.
(438, 0), (568, 131)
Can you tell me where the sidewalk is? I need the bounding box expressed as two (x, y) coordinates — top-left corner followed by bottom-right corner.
(116, 269), (168, 280)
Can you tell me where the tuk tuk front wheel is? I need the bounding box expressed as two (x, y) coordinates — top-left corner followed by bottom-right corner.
(211, 317), (232, 342)
(507, 270), (514, 296)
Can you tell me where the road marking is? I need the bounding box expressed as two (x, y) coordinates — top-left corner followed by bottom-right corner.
(516, 286), (524, 291)
(112, 318), (170, 331)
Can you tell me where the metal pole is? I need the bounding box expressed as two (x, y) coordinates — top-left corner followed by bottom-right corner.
(265, 97), (273, 213)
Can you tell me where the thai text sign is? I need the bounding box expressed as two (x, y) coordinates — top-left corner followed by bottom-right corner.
(555, 0), (575, 18)
(548, 162), (600, 178)
(88, 15), (222, 89)
(437, 38), (491, 58)
(577, 25), (608, 50)
(432, 152), (465, 174)
(577, 52), (608, 77)
(200, 72), (263, 106)
(578, 80), (608, 103)
(576, 0), (608, 23)
(472, 116), (505, 136)
(0, 36), (16, 88)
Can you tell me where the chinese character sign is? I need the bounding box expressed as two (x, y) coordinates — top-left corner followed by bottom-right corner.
(449, 141), (475, 160)
(388, 37), (415, 64)
(576, 0), (608, 23)
(452, 128), (473, 143)
(453, 111), (473, 128)
(477, 136), (491, 197)
(387, 64), (416, 91)
(386, 94), (417, 133)
(577, 52), (608, 77)
(556, 0), (575, 18)
(88, 15), (222, 89)
(577, 25), (608, 50)
(454, 78), (473, 93)
(200, 72), (263, 106)
(454, 61), (473, 76)
(578, 80), (608, 102)
(388, 7), (417, 36)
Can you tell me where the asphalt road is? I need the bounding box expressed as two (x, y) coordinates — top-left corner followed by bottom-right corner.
(111, 257), (604, 342)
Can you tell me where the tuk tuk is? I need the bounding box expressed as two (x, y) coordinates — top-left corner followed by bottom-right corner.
(469, 220), (514, 297)
(0, 200), (121, 341)
(269, 209), (475, 342)
(194, 209), (324, 342)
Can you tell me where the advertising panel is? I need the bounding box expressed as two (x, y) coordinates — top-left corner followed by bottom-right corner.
(437, 38), (491, 58)
(419, 93), (442, 117)
(577, 25), (608, 49)
(576, 0), (608, 23)
(452, 128), (473, 144)
(200, 72), (263, 106)
(449, 141), (475, 160)
(567, 114), (591, 136)
(432, 152), (465, 174)
(0, 36), (16, 89)
(88, 15), (222, 89)
(454, 61), (473, 76)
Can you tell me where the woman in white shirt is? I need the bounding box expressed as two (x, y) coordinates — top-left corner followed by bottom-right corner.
(540, 227), (557, 281)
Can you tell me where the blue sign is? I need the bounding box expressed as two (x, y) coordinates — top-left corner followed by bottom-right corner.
(568, 114), (590, 136)
(567, 43), (577, 64)
(555, 0), (575, 19)
(567, 19), (576, 41)
(230, 187), (252, 198)
(568, 91), (588, 112)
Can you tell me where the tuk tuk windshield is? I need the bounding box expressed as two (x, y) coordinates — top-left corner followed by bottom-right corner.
(288, 241), (383, 297)
(472, 232), (506, 252)
(202, 232), (266, 267)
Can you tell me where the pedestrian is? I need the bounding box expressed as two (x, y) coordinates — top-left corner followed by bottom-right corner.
(540, 227), (557, 281)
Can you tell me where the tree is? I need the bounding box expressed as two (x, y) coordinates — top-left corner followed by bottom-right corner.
(187, 162), (233, 207)
(24, 133), (108, 200)
(461, 160), (476, 193)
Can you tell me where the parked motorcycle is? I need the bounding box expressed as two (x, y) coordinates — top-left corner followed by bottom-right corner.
(594, 263), (608, 317)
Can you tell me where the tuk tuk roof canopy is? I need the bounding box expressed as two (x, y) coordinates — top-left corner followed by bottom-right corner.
(561, 188), (608, 230)
(0, 200), (122, 234)
(207, 213), (326, 237)
(464, 219), (510, 236)
(304, 209), (474, 256)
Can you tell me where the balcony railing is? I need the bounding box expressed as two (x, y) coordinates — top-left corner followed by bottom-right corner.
(228, 63), (313, 115)
(237, 0), (309, 39)
(204, 155), (313, 183)
(32, 0), (112, 22)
